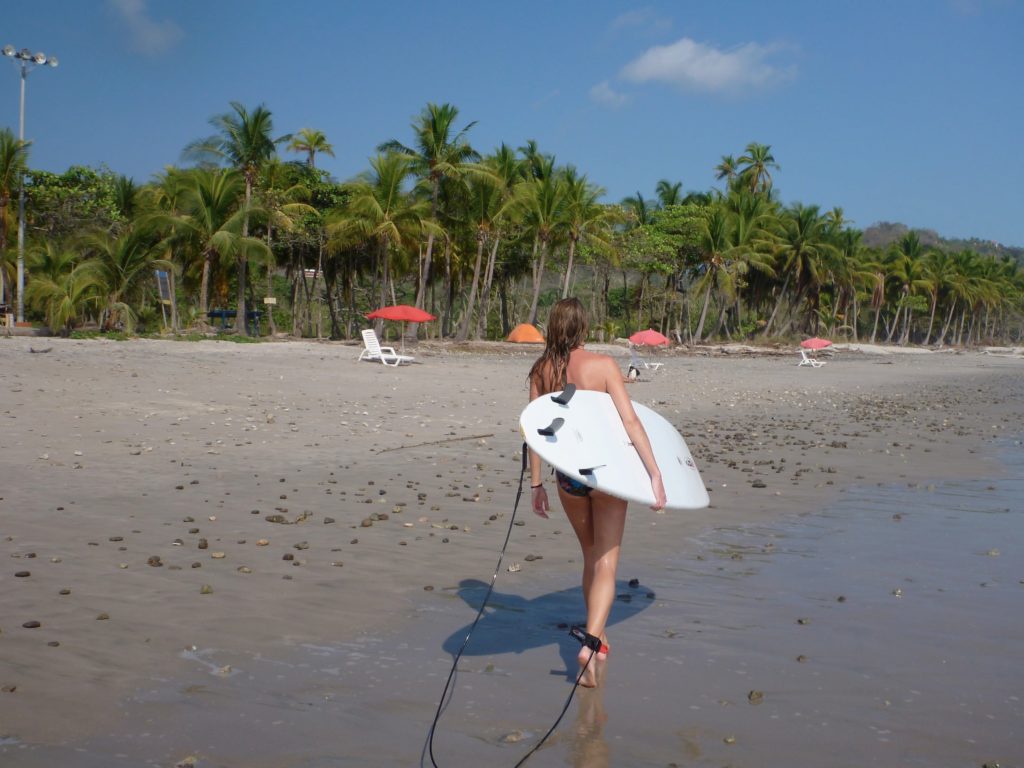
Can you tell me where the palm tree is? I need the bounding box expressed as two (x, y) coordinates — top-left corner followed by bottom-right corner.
(714, 155), (739, 185)
(455, 172), (500, 341)
(920, 249), (956, 345)
(288, 128), (335, 168)
(24, 243), (102, 334)
(737, 142), (779, 195)
(378, 103), (480, 317)
(510, 174), (568, 324)
(0, 127), (29, 310)
(258, 160), (316, 336)
(328, 153), (438, 330)
(621, 191), (655, 227)
(475, 144), (523, 339)
(655, 179), (683, 208)
(561, 171), (617, 298)
(145, 168), (269, 319)
(762, 203), (836, 335)
(82, 229), (174, 331)
(185, 102), (289, 333)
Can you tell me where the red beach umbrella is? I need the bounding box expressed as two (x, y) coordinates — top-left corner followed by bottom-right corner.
(366, 304), (437, 353)
(629, 329), (670, 347)
(366, 304), (436, 322)
(507, 323), (544, 343)
(800, 337), (833, 350)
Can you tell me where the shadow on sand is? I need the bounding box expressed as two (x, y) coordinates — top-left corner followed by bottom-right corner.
(442, 578), (655, 680)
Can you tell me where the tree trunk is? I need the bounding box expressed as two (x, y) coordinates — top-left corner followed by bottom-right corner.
(199, 250), (213, 318)
(761, 272), (791, 336)
(234, 179), (252, 335)
(693, 279), (713, 342)
(457, 232), (486, 341)
(527, 238), (547, 325)
(561, 237), (578, 299)
(499, 279), (510, 337)
(475, 236), (500, 340)
(923, 293), (937, 346)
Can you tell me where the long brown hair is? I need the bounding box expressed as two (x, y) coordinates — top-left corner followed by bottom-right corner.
(528, 298), (589, 394)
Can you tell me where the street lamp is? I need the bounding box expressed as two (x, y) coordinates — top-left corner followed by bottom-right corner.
(3, 44), (58, 323)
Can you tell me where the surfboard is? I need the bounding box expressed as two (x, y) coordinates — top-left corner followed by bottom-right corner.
(520, 385), (710, 511)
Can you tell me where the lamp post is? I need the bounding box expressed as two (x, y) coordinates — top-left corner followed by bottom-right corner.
(3, 45), (58, 323)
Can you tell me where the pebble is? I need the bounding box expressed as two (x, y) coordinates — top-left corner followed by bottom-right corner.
(210, 552), (225, 559)
(96, 613), (109, 620)
(360, 518), (373, 527)
(256, 539), (269, 546)
(22, 621), (41, 629)
(237, 566), (252, 574)
(147, 556), (163, 567)
(191, 562), (201, 568)
(324, 517), (335, 524)
(748, 690), (764, 705)
(47, 641), (60, 647)
(109, 536), (123, 542)
(628, 578), (640, 588)
(293, 541), (309, 551)
(198, 539), (208, 550)
(15, 571), (30, 578)
(200, 584), (213, 595)
(59, 588), (70, 595)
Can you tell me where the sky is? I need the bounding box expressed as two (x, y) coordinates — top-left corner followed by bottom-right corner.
(3, 0), (1022, 246)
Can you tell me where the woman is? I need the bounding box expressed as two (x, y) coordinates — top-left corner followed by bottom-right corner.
(528, 298), (666, 688)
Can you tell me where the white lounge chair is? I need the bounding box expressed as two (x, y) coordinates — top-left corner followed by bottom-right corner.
(798, 349), (825, 368)
(629, 344), (664, 372)
(359, 329), (414, 366)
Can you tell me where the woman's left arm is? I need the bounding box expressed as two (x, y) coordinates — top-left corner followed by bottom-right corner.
(603, 358), (667, 510)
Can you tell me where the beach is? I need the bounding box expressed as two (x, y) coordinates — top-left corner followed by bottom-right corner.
(1, 337), (1022, 767)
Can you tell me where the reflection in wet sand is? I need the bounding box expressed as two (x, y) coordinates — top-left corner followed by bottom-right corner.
(570, 664), (609, 768)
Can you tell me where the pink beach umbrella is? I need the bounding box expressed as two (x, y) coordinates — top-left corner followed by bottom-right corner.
(629, 329), (670, 347)
(800, 337), (833, 350)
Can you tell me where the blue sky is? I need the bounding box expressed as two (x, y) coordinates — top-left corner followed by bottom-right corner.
(3, 0), (1022, 246)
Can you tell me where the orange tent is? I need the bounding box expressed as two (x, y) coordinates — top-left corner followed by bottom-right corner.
(507, 323), (544, 343)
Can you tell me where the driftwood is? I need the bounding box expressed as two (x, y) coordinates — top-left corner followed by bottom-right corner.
(375, 432), (495, 454)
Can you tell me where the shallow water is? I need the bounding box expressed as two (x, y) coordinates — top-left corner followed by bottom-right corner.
(3, 444), (1021, 767)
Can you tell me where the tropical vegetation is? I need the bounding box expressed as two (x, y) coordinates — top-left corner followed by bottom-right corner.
(2, 104), (1021, 346)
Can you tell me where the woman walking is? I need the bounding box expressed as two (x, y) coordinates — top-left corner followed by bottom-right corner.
(528, 298), (666, 687)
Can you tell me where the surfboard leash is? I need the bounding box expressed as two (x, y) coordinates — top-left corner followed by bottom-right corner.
(425, 437), (597, 768)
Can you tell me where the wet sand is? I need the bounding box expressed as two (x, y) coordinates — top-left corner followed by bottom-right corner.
(1, 337), (1022, 767)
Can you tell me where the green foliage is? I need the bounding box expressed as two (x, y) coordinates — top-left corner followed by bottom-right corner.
(24, 165), (123, 240)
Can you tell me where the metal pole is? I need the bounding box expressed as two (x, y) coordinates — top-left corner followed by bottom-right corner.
(15, 62), (25, 322)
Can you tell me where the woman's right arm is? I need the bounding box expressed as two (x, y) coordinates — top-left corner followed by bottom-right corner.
(528, 374), (549, 518)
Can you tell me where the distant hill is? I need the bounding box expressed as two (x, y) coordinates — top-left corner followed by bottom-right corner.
(864, 222), (1024, 264)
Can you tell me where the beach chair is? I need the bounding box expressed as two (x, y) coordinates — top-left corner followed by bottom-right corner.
(798, 349), (825, 368)
(629, 344), (664, 372)
(358, 329), (414, 366)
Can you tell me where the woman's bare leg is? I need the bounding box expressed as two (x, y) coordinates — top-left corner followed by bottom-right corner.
(560, 488), (627, 686)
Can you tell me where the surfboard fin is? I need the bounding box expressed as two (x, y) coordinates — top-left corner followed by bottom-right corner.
(550, 384), (577, 405)
(537, 417), (564, 437)
(578, 465), (606, 476)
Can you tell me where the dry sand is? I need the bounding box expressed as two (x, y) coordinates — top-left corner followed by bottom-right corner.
(1, 337), (1022, 767)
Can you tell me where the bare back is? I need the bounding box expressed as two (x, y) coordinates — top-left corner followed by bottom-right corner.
(564, 348), (619, 393)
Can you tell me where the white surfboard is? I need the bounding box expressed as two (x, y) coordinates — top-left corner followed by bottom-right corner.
(520, 385), (709, 510)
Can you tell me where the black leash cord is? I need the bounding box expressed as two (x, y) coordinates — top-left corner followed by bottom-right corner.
(426, 443), (595, 767)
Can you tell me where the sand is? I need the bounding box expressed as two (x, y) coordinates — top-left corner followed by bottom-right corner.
(1, 337), (1022, 767)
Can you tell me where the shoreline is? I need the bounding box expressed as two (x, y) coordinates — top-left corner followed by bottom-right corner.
(1, 338), (1022, 765)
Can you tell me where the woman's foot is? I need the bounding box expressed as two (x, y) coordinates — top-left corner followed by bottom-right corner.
(577, 646), (599, 688)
